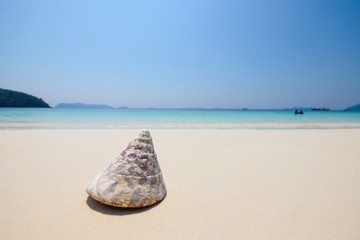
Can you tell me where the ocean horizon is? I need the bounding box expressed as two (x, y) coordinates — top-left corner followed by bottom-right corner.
(1, 108), (359, 129)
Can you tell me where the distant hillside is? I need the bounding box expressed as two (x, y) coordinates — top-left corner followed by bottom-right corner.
(55, 103), (114, 109)
(0, 88), (50, 108)
(282, 107), (312, 111)
(344, 103), (360, 111)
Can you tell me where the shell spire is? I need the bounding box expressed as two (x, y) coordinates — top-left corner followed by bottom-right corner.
(86, 130), (166, 208)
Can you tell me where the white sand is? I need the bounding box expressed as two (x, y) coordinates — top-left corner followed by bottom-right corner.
(0, 129), (360, 239)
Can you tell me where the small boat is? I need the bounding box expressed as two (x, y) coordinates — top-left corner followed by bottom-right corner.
(294, 110), (304, 114)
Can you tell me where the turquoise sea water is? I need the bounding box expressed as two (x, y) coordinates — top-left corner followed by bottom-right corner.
(0, 108), (360, 129)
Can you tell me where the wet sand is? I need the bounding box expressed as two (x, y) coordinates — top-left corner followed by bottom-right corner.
(0, 129), (360, 239)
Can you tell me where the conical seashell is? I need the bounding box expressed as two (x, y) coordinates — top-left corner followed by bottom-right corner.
(86, 130), (166, 208)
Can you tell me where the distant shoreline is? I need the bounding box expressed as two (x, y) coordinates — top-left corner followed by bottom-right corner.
(3, 106), (354, 111)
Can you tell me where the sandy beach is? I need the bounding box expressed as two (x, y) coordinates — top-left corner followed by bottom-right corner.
(0, 129), (360, 239)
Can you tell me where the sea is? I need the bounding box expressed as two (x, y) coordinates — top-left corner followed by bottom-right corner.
(0, 108), (360, 129)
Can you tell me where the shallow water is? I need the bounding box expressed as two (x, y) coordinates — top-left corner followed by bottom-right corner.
(0, 108), (359, 129)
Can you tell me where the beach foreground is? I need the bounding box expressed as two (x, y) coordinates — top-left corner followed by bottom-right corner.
(1, 129), (359, 240)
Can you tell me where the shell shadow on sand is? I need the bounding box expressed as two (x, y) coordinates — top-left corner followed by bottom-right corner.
(86, 196), (164, 216)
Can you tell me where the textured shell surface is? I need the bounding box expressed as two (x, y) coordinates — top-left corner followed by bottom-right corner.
(86, 130), (166, 208)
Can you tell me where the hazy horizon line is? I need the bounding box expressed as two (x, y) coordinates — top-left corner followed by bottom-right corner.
(52, 102), (346, 110)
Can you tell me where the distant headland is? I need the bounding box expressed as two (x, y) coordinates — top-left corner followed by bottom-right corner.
(55, 103), (114, 109)
(1, 88), (359, 111)
(344, 104), (360, 111)
(55, 103), (128, 109)
(0, 88), (50, 108)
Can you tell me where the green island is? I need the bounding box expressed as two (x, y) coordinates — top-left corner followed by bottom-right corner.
(0, 88), (50, 108)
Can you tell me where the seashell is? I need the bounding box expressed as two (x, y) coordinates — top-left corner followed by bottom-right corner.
(86, 130), (167, 208)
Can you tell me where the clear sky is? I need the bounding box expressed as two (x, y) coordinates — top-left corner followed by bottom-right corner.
(0, 0), (359, 109)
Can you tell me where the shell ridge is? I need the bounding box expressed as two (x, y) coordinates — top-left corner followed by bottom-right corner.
(105, 169), (162, 178)
(95, 171), (107, 202)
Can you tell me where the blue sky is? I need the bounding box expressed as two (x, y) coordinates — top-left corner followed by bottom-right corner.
(0, 0), (359, 109)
